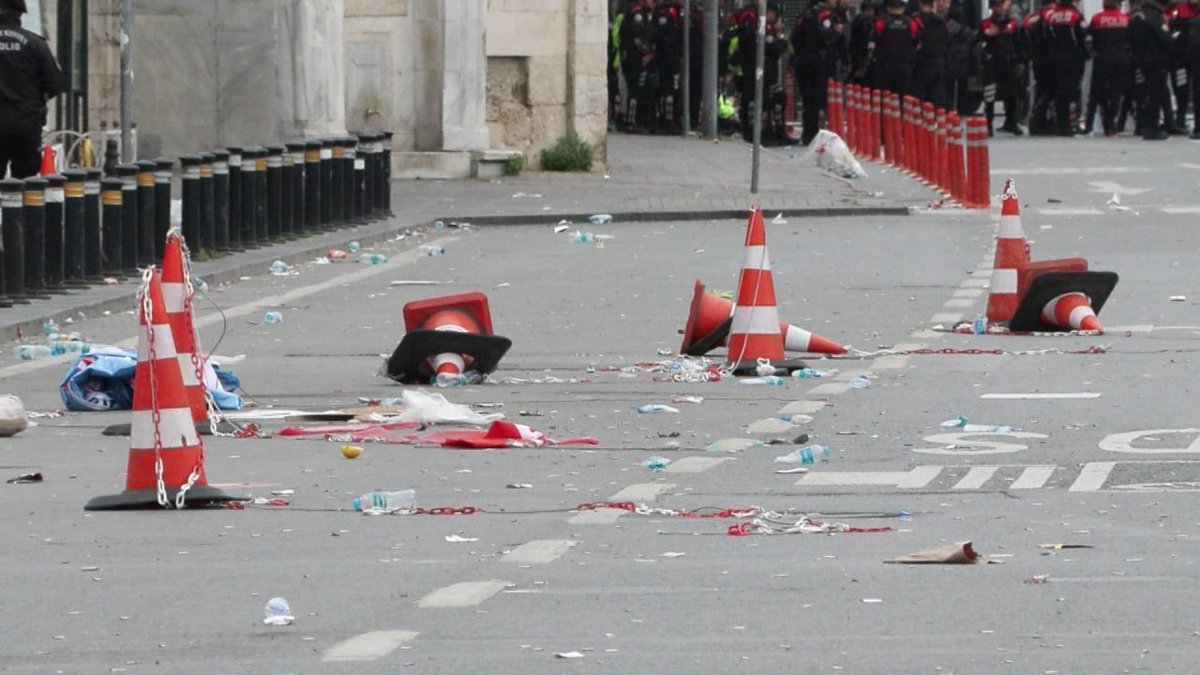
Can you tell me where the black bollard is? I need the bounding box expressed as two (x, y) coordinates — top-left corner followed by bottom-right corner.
(213, 150), (231, 252)
(382, 130), (394, 216)
(342, 137), (359, 223)
(319, 138), (335, 229)
(83, 169), (104, 283)
(44, 174), (69, 293)
(265, 145), (284, 241)
(199, 152), (216, 255)
(22, 177), (53, 299)
(179, 155), (202, 253)
(352, 135), (367, 222)
(100, 177), (125, 279)
(331, 138), (345, 227)
(369, 132), (385, 218)
(286, 142), (306, 237)
(62, 169), (88, 288)
(253, 147), (269, 244)
(239, 148), (260, 248)
(153, 158), (173, 260)
(226, 147), (243, 251)
(304, 140), (321, 232)
(357, 132), (375, 221)
(280, 146), (294, 238)
(136, 160), (156, 267)
(0, 178), (29, 304)
(117, 164), (139, 275)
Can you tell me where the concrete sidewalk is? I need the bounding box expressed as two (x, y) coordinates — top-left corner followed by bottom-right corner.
(0, 132), (926, 343)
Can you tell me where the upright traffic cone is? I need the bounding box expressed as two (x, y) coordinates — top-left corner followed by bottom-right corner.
(726, 209), (785, 368)
(985, 179), (1030, 323)
(1040, 293), (1102, 333)
(161, 232), (208, 421)
(679, 280), (845, 356)
(386, 291), (512, 384)
(86, 269), (235, 510)
(39, 144), (57, 176)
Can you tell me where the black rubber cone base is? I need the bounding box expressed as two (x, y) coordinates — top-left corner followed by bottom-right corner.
(102, 418), (239, 437)
(685, 317), (732, 357)
(386, 330), (512, 384)
(1010, 271), (1118, 332)
(85, 485), (239, 511)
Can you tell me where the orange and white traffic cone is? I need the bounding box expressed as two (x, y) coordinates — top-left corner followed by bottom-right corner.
(1040, 292), (1102, 333)
(161, 232), (209, 423)
(86, 269), (235, 510)
(726, 209), (786, 369)
(387, 292), (513, 384)
(985, 179), (1030, 323)
(679, 280), (845, 356)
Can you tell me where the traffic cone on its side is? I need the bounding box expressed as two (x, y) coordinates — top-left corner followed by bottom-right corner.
(39, 144), (57, 176)
(86, 269), (235, 510)
(386, 292), (512, 384)
(985, 179), (1029, 323)
(679, 280), (846, 356)
(725, 209), (786, 370)
(1040, 292), (1102, 333)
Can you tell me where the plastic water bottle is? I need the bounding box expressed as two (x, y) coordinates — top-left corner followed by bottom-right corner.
(269, 260), (292, 275)
(434, 371), (482, 388)
(635, 404), (680, 414)
(739, 376), (787, 386)
(42, 320), (60, 336)
(642, 456), (670, 471)
(792, 367), (836, 379)
(46, 332), (82, 342)
(13, 345), (53, 360)
(359, 253), (389, 265)
(352, 489), (416, 512)
(972, 315), (987, 335)
(433, 220), (446, 231)
(588, 214), (613, 225)
(571, 231), (598, 243)
(848, 374), (871, 389)
(263, 597), (294, 626)
(49, 341), (91, 356)
(348, 241), (361, 253)
(263, 311), (283, 325)
(419, 245), (445, 256)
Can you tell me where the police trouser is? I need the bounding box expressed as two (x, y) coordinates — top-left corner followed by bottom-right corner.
(624, 65), (657, 129)
(875, 62), (913, 98)
(1050, 55), (1081, 132)
(1192, 55), (1200, 130)
(1090, 59), (1129, 136)
(1029, 60), (1052, 131)
(0, 125), (41, 180)
(798, 69), (828, 145)
(1170, 60), (1189, 126)
(658, 66), (681, 131)
(1139, 65), (1170, 134)
(912, 61), (946, 108)
(985, 70), (1021, 131)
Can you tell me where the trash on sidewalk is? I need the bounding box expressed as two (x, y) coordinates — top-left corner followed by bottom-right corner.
(774, 445), (831, 464)
(939, 417), (1018, 433)
(805, 130), (868, 179)
(642, 456), (670, 471)
(340, 444), (364, 459)
(269, 260), (296, 276)
(635, 404), (679, 415)
(6, 472), (43, 484)
(0, 395), (30, 437)
(884, 541), (999, 564)
(263, 597), (294, 626)
(390, 390), (503, 425)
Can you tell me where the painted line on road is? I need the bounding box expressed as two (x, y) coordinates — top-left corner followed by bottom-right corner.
(961, 278), (990, 288)
(871, 355), (911, 370)
(798, 466), (943, 489)
(909, 329), (943, 339)
(1009, 465), (1056, 489)
(930, 312), (963, 324)
(994, 166), (1150, 175)
(807, 382), (851, 396)
(953, 288), (984, 298)
(323, 630), (419, 662)
(568, 482), (674, 524)
(943, 298), (976, 309)
(970, 268), (991, 279)
(1036, 207), (1104, 216)
(951, 466), (999, 490)
(981, 392), (1101, 400)
(1161, 206), (1200, 214)
(1070, 462), (1116, 492)
(835, 369), (872, 382)
(778, 400), (828, 416)
(417, 580), (510, 608)
(501, 540), (578, 565)
(664, 456), (732, 474)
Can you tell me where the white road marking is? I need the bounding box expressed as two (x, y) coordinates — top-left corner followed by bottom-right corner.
(501, 540), (577, 565)
(777, 400), (827, 415)
(981, 392), (1101, 400)
(1098, 429), (1200, 454)
(807, 382), (851, 396)
(914, 431), (1046, 456)
(798, 466), (943, 489)
(871, 355), (911, 369)
(1036, 207), (1104, 216)
(417, 580), (510, 608)
(1106, 324), (1155, 333)
(323, 631), (419, 662)
(1009, 465), (1056, 489)
(1086, 181), (1151, 196)
(952, 466), (999, 490)
(994, 166), (1150, 175)
(1160, 206), (1200, 215)
(943, 298), (976, 308)
(953, 288), (984, 298)
(930, 312), (963, 323)
(909, 329), (943, 339)
(971, 268), (991, 278)
(664, 456), (732, 473)
(1070, 462), (1116, 492)
(1177, 162), (1200, 170)
(961, 278), (990, 288)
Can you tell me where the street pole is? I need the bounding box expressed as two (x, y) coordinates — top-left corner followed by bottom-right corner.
(750, 0), (765, 195)
(682, 1), (691, 135)
(702, 0), (718, 139)
(119, 0), (133, 163)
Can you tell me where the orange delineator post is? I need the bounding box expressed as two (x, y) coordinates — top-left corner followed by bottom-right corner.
(849, 85), (861, 153)
(881, 92), (894, 165)
(946, 112), (965, 204)
(903, 96), (918, 175)
(826, 80), (839, 137)
(935, 109), (948, 195)
(965, 116), (990, 208)
(921, 102), (935, 185)
(869, 89), (881, 160)
(892, 93), (904, 169)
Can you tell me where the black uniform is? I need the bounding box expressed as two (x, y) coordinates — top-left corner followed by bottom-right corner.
(654, 2), (684, 132)
(1088, 8), (1132, 136)
(793, 3), (841, 144)
(870, 12), (922, 95)
(762, 16), (791, 145)
(979, 11), (1027, 134)
(1191, 9), (1200, 137)
(735, 6), (760, 140)
(1166, 2), (1196, 130)
(913, 8), (949, 106)
(849, 6), (878, 85)
(945, 9), (979, 114)
(1041, 2), (1088, 135)
(1130, 0), (1173, 137)
(0, 12), (62, 179)
(620, 1), (657, 132)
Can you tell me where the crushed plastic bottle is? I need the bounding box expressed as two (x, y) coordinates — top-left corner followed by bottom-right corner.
(848, 374), (871, 389)
(359, 253), (389, 265)
(940, 417), (1018, 433)
(774, 445), (831, 464)
(588, 214), (613, 225)
(348, 241), (361, 253)
(642, 456), (670, 471)
(418, 245), (445, 256)
(433, 220), (446, 230)
(571, 231), (598, 243)
(268, 260), (293, 275)
(352, 489), (416, 513)
(635, 404), (680, 414)
(263, 311), (283, 325)
(972, 315), (988, 335)
(49, 341), (91, 355)
(263, 597), (294, 626)
(42, 320), (60, 336)
(12, 345), (53, 360)
(434, 371), (482, 388)
(45, 332), (82, 342)
(739, 376), (787, 386)
(791, 367), (837, 379)
(778, 414), (814, 425)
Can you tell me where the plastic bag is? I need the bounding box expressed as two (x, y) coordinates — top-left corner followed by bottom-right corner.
(0, 394), (29, 437)
(805, 130), (868, 179)
(391, 390), (504, 426)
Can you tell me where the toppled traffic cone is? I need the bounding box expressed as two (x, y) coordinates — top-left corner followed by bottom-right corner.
(1010, 271), (1118, 334)
(725, 209), (786, 370)
(386, 292), (512, 384)
(1041, 292), (1102, 332)
(39, 144), (57, 176)
(680, 279), (845, 356)
(86, 269), (237, 510)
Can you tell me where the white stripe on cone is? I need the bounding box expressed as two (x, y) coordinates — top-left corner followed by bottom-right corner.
(740, 246), (772, 272)
(137, 324), (179, 361)
(1068, 304), (1096, 329)
(430, 352), (465, 374)
(730, 307), (783, 335)
(989, 268), (1018, 294)
(782, 324), (816, 351)
(998, 215), (1024, 239)
(161, 282), (188, 312)
(131, 407), (200, 450)
(178, 354), (202, 386)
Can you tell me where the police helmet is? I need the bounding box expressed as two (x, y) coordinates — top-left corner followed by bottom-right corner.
(0, 0), (28, 14)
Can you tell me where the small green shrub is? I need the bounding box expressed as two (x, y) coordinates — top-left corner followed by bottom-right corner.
(502, 153), (525, 176)
(540, 132), (593, 172)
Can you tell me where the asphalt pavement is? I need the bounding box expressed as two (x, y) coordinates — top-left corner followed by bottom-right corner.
(1, 132), (1199, 673)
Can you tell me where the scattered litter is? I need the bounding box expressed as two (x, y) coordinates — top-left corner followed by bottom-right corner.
(263, 597), (294, 626)
(103, 277), (119, 285)
(517, 410), (543, 417)
(269, 260), (296, 276)
(271, 489), (295, 496)
(340, 444), (363, 459)
(445, 534), (479, 543)
(659, 551), (686, 558)
(1106, 193), (1137, 214)
(774, 445), (830, 464)
(327, 249), (349, 261)
(771, 212), (787, 225)
(570, 231), (613, 244)
(1038, 543), (1094, 550)
(656, 348), (673, 356)
(738, 376), (787, 386)
(671, 395), (704, 404)
(708, 438), (764, 453)
(861, 598), (883, 604)
(0, 395), (29, 437)
(263, 311), (283, 325)
(359, 253), (389, 265)
(348, 241), (361, 252)
(848, 374), (871, 389)
(939, 417), (1018, 433)
(553, 224), (570, 234)
(635, 404), (679, 415)
(588, 214), (613, 225)
(1170, 295), (1187, 302)
(511, 192), (543, 199)
(791, 367), (837, 379)
(392, 390), (504, 426)
(418, 245), (446, 256)
(506, 483), (533, 489)
(390, 280), (441, 286)
(6, 472), (43, 484)
(1025, 574), (1050, 585)
(353, 489), (416, 513)
(555, 652), (585, 659)
(774, 466), (809, 475)
(805, 130), (867, 179)
(642, 456), (671, 472)
(885, 541), (999, 564)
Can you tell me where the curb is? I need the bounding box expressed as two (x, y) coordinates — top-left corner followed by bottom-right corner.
(439, 205), (911, 226)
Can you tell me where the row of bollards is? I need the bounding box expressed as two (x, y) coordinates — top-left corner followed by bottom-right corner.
(0, 131), (393, 308)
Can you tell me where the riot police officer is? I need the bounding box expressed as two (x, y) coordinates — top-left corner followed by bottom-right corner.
(868, 0), (922, 96)
(0, 0), (63, 179)
(913, 0), (949, 106)
(621, 0), (658, 133)
(979, 0), (1027, 135)
(1088, 0), (1132, 137)
(654, 1), (684, 133)
(1041, 0), (1088, 136)
(1131, 0), (1173, 139)
(794, 0), (843, 144)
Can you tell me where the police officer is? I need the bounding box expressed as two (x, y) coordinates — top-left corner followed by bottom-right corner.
(1041, 0), (1087, 136)
(849, 1), (879, 86)
(1131, 0), (1173, 139)
(913, 0), (949, 106)
(794, 0), (843, 145)
(0, 0), (62, 179)
(867, 0), (922, 96)
(761, 2), (793, 145)
(653, 1), (684, 133)
(979, 0), (1026, 136)
(1024, 2), (1053, 134)
(1088, 0), (1132, 138)
(1166, 0), (1197, 131)
(734, 2), (760, 141)
(620, 0), (658, 133)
